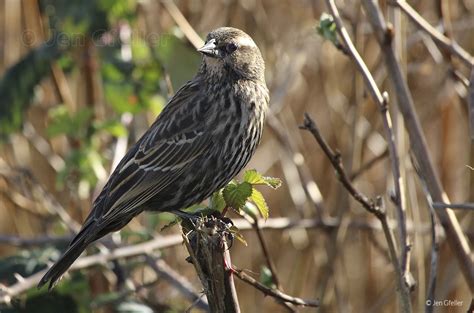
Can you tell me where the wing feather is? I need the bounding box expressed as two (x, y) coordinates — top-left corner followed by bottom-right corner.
(90, 78), (211, 225)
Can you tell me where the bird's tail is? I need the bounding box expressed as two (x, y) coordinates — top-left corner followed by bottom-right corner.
(38, 221), (98, 290)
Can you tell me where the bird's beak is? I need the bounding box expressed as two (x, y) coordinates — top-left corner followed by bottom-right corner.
(197, 39), (218, 57)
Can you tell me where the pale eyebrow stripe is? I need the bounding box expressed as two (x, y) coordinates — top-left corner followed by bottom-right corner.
(236, 36), (256, 48)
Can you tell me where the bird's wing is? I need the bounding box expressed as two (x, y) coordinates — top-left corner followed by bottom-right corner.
(91, 78), (212, 224)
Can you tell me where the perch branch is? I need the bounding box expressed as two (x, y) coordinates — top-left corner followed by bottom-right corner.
(182, 216), (241, 313)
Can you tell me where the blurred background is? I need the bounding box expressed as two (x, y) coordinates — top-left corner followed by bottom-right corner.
(0, 0), (472, 312)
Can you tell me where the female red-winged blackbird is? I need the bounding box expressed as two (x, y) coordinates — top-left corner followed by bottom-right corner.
(38, 27), (269, 290)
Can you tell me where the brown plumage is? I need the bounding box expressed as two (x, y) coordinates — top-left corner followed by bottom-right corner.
(38, 27), (269, 290)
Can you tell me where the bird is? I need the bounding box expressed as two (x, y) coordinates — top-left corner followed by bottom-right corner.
(38, 27), (269, 290)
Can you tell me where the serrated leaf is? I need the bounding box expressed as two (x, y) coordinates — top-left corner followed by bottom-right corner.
(95, 120), (128, 137)
(230, 225), (248, 246)
(243, 169), (265, 184)
(243, 169), (282, 189)
(261, 176), (282, 189)
(210, 189), (226, 212)
(223, 182), (252, 210)
(250, 188), (269, 219)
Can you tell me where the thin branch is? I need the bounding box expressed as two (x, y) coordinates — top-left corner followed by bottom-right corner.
(325, 0), (411, 283)
(0, 216), (456, 252)
(0, 234), (70, 247)
(0, 234), (183, 304)
(253, 219), (281, 289)
(1, 216), (461, 248)
(251, 219), (297, 312)
(362, 0), (473, 290)
(410, 153), (440, 313)
(425, 204), (439, 313)
(233, 268), (319, 307)
(267, 114), (325, 218)
(300, 113), (411, 313)
(161, 0), (204, 49)
(145, 256), (209, 311)
(299, 115), (374, 212)
(431, 202), (474, 211)
(469, 67), (474, 140)
(350, 148), (388, 180)
(391, 0), (474, 68)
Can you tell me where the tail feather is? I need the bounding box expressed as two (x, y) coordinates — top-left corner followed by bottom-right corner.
(38, 222), (98, 290)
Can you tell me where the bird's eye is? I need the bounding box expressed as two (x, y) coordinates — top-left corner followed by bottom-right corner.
(226, 43), (238, 54)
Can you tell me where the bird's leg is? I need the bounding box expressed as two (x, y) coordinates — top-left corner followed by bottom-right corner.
(223, 253), (237, 275)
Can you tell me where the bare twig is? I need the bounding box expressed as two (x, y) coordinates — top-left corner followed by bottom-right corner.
(325, 0), (411, 286)
(300, 113), (412, 313)
(425, 204), (439, 313)
(410, 154), (439, 313)
(431, 202), (474, 211)
(145, 256), (209, 311)
(253, 219), (281, 289)
(1, 166), (81, 233)
(161, 0), (204, 49)
(469, 67), (474, 140)
(267, 114), (325, 218)
(390, 0), (474, 68)
(0, 215), (460, 248)
(350, 148), (388, 180)
(362, 0), (473, 290)
(0, 234), (183, 304)
(233, 268), (319, 307)
(0, 234), (70, 247)
(300, 115), (373, 212)
(252, 219), (297, 312)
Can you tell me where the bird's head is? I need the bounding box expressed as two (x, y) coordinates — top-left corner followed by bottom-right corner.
(198, 27), (265, 82)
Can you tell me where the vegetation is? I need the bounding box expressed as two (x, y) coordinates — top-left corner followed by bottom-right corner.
(0, 0), (472, 312)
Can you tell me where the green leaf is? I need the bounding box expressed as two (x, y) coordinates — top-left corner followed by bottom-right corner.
(210, 189), (226, 212)
(147, 95), (165, 116)
(223, 182), (252, 210)
(104, 83), (138, 114)
(91, 291), (121, 307)
(243, 169), (264, 184)
(243, 169), (282, 189)
(47, 105), (92, 138)
(0, 42), (62, 137)
(260, 265), (276, 289)
(316, 12), (339, 47)
(95, 119), (128, 137)
(250, 188), (269, 219)
(131, 39), (151, 61)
